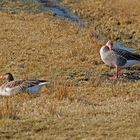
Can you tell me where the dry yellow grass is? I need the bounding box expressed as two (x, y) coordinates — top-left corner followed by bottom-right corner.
(0, 0), (139, 139)
(63, 0), (140, 46)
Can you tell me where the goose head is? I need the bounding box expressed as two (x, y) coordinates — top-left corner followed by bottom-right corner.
(106, 40), (113, 51)
(0, 73), (14, 82)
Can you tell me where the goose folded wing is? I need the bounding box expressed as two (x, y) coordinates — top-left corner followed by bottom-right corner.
(112, 48), (140, 61)
(4, 80), (40, 93)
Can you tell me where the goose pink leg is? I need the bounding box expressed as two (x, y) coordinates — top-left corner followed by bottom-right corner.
(109, 67), (122, 80)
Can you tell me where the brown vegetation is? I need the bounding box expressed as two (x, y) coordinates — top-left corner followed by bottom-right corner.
(0, 0), (139, 139)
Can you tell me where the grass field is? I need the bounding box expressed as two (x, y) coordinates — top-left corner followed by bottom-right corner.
(0, 0), (140, 139)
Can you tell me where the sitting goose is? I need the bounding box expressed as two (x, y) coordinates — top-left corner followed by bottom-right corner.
(0, 73), (50, 96)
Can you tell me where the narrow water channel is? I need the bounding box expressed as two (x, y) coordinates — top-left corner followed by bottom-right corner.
(36, 0), (86, 27)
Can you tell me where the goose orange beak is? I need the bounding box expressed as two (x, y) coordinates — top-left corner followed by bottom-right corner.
(0, 75), (3, 79)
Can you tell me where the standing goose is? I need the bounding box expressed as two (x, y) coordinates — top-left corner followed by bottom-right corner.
(0, 73), (50, 96)
(100, 42), (140, 79)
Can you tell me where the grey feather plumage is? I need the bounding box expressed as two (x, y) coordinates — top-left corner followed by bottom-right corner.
(0, 73), (50, 96)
